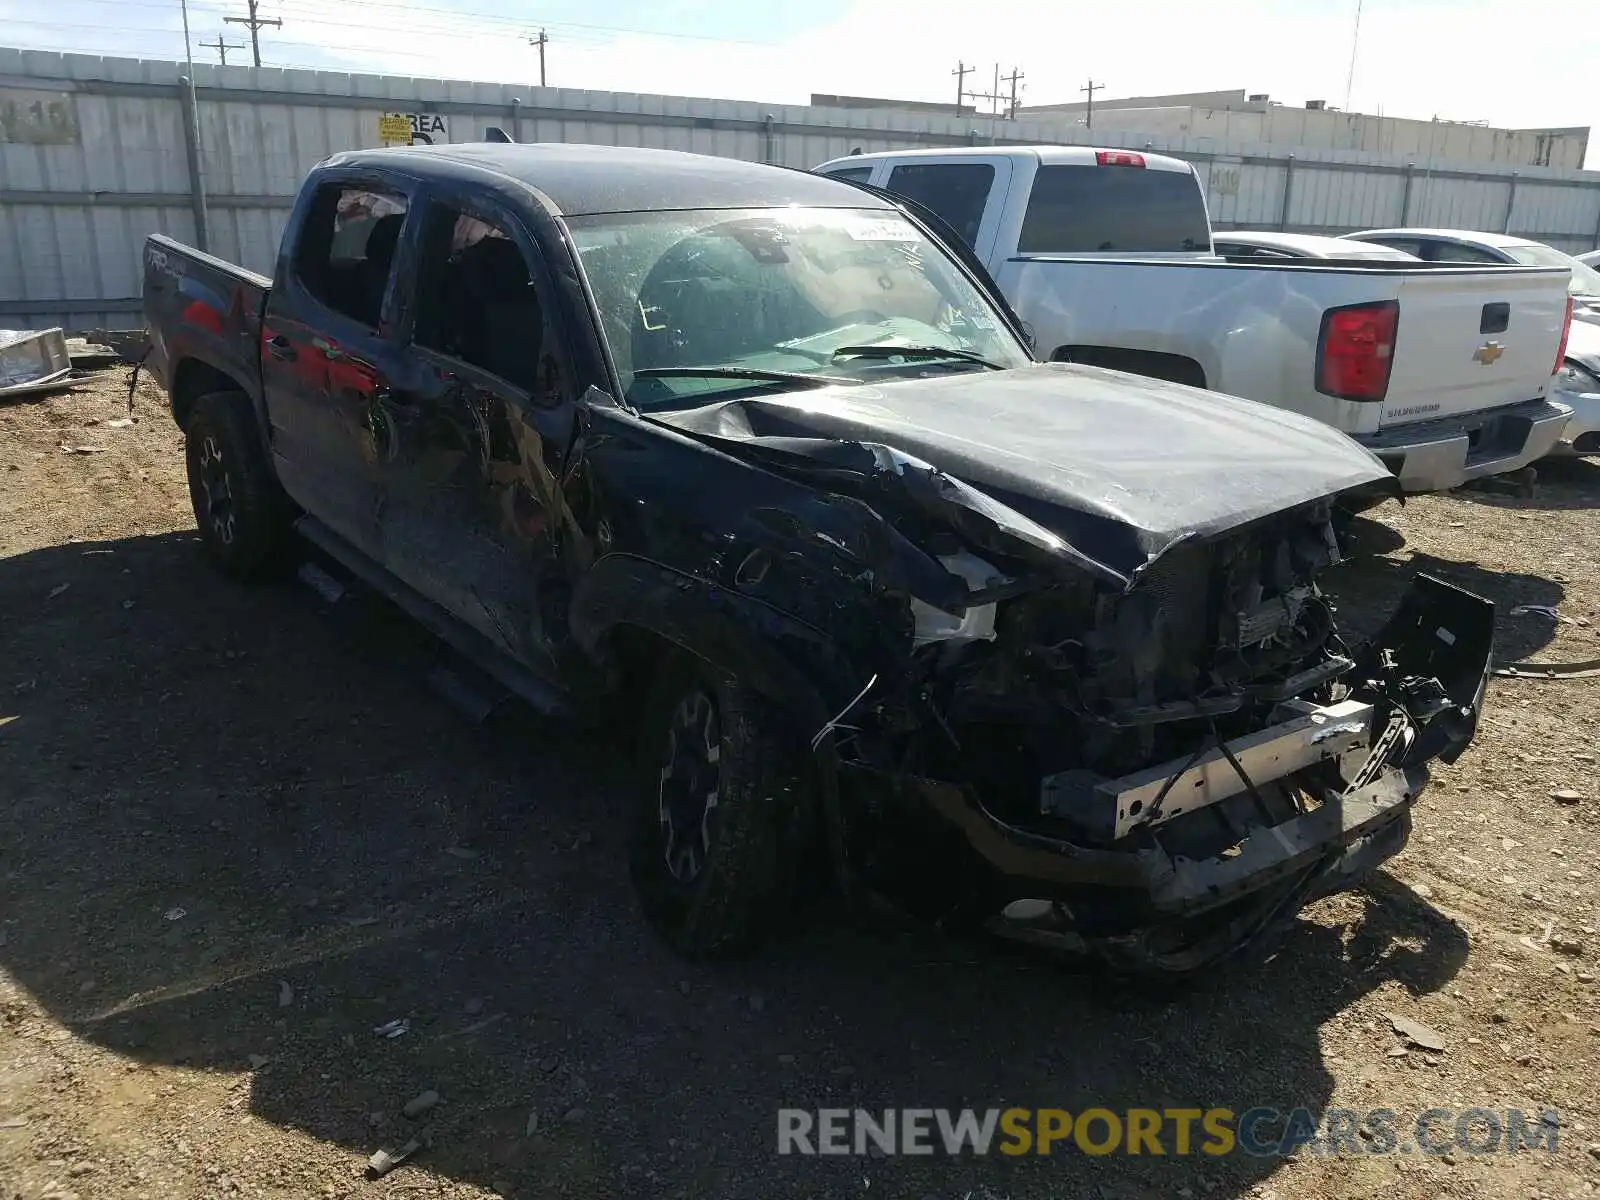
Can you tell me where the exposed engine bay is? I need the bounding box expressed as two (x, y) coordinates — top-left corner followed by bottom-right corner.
(644, 373), (1495, 976)
(821, 494), (1492, 975)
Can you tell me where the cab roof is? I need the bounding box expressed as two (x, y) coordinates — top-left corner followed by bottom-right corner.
(819, 145), (1197, 175)
(324, 143), (894, 216)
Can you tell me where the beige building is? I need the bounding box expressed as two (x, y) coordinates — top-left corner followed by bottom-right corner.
(1019, 89), (1589, 171)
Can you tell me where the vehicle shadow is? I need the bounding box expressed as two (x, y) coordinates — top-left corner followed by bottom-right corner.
(1323, 536), (1565, 663)
(1446, 455), (1600, 513)
(0, 532), (1471, 1199)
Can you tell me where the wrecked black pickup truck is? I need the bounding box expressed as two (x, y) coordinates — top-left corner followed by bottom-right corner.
(143, 143), (1494, 975)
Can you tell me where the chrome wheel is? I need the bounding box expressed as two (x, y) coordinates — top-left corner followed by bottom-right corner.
(196, 434), (237, 545)
(657, 688), (722, 883)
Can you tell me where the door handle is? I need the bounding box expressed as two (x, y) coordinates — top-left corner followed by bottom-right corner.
(310, 336), (345, 361)
(266, 335), (296, 361)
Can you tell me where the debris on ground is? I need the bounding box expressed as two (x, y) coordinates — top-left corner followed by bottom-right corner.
(402, 1090), (439, 1119)
(373, 1018), (410, 1039)
(296, 561), (346, 605)
(1509, 605), (1562, 620)
(366, 1138), (423, 1178)
(56, 442), (106, 455)
(162, 907), (186, 921)
(48, 583), (70, 599)
(446, 1012), (506, 1039)
(1388, 1014), (1446, 1053)
(277, 980), (294, 1008)
(0, 327), (75, 397)
(1552, 789), (1586, 805)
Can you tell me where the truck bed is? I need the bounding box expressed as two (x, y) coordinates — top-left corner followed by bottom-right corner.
(144, 234), (271, 411)
(996, 253), (1570, 436)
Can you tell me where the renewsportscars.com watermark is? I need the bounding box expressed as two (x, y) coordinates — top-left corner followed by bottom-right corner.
(777, 1107), (1562, 1158)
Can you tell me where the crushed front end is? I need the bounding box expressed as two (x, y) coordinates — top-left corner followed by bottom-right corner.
(835, 498), (1494, 976)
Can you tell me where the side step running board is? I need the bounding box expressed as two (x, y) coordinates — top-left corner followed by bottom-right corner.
(296, 516), (572, 718)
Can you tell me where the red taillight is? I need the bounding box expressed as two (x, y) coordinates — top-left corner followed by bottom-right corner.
(1094, 150), (1146, 168)
(1554, 296), (1574, 374)
(1316, 300), (1398, 402)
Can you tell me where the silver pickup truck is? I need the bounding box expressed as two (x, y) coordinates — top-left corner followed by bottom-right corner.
(818, 146), (1575, 492)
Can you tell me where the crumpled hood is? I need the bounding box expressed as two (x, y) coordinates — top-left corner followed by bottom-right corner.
(650, 362), (1393, 585)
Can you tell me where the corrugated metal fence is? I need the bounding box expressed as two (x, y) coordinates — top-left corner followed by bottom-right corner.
(5, 47), (1600, 331)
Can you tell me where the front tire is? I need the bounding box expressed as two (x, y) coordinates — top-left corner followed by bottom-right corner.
(184, 390), (295, 580)
(630, 652), (809, 959)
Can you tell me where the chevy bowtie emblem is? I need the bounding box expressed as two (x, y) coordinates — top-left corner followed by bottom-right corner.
(1473, 341), (1505, 365)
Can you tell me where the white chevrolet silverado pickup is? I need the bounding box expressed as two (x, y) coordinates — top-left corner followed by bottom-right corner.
(815, 147), (1575, 492)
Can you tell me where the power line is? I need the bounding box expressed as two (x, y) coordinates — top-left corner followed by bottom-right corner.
(271, 0), (781, 46)
(200, 34), (247, 64)
(12, 0), (785, 52)
(964, 62), (1025, 120)
(1344, 0), (1363, 112)
(224, 0), (283, 68)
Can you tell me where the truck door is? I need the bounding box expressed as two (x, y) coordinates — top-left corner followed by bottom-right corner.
(375, 193), (582, 672)
(262, 173), (416, 561)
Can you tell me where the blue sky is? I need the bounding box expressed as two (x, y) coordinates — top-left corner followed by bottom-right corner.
(3, 0), (1597, 167)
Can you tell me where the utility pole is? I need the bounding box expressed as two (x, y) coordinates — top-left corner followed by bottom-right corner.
(1002, 67), (1025, 119)
(200, 34), (245, 65)
(951, 60), (971, 115)
(530, 28), (548, 87)
(224, 0), (281, 69)
(1080, 78), (1103, 129)
(964, 63), (1016, 119)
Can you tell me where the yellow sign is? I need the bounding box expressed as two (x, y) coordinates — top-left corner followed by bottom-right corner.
(378, 113), (413, 146)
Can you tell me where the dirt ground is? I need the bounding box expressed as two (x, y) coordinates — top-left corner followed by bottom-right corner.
(2, 367), (1599, 1200)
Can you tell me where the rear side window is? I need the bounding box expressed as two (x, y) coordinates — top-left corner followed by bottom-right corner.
(1424, 241), (1503, 264)
(824, 166), (875, 184)
(1359, 238), (1422, 258)
(883, 163), (994, 250)
(1018, 165), (1209, 254)
(293, 184), (409, 328)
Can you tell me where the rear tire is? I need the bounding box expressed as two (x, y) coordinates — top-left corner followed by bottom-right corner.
(184, 390), (295, 580)
(630, 651), (809, 959)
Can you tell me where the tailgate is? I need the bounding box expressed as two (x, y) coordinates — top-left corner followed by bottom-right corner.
(1380, 266), (1568, 427)
(144, 233), (271, 398)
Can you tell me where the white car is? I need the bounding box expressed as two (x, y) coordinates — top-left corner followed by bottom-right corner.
(1344, 228), (1600, 324)
(817, 147), (1575, 493)
(1553, 318), (1600, 456)
(1213, 231), (1419, 261)
(1577, 250), (1600, 270)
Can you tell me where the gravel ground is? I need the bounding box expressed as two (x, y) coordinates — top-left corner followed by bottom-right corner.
(2, 367), (1599, 1200)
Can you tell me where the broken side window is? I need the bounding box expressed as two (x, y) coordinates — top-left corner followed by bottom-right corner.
(413, 205), (546, 396)
(293, 184), (409, 329)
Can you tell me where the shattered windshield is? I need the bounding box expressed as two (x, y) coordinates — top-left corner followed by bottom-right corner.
(565, 207), (1031, 407)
